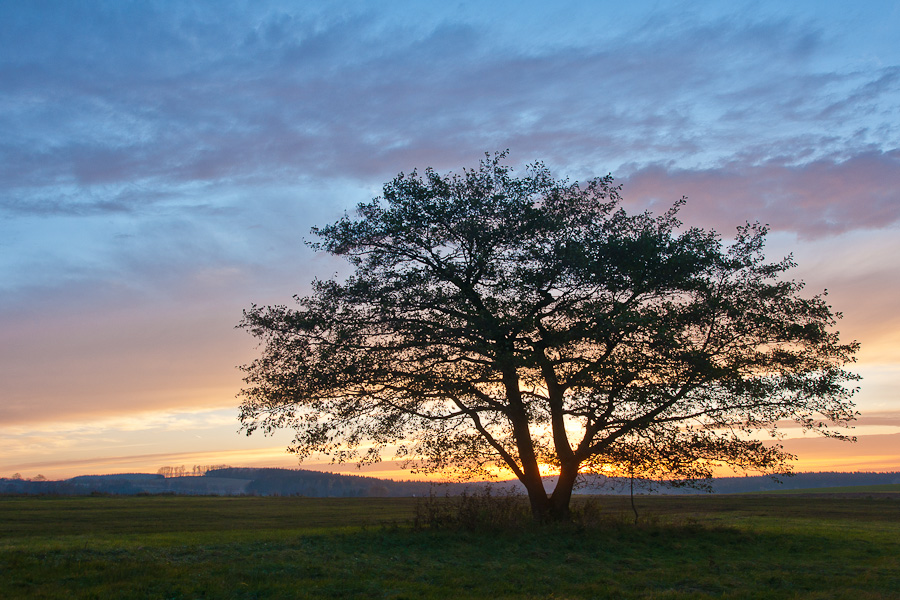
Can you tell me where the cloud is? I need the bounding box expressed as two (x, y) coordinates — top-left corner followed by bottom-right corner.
(0, 407), (238, 439)
(621, 150), (900, 237)
(0, 447), (300, 480)
(2, 3), (897, 219)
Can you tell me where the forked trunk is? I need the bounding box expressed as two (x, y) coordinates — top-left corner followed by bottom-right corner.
(521, 466), (579, 523)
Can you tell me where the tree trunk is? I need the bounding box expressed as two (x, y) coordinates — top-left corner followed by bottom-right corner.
(548, 462), (579, 521)
(519, 464), (580, 523)
(523, 482), (551, 522)
(503, 365), (556, 523)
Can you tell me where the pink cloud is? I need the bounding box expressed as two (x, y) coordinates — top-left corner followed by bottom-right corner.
(622, 150), (900, 238)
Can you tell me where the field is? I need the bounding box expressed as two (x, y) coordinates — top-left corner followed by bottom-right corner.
(1, 493), (898, 599)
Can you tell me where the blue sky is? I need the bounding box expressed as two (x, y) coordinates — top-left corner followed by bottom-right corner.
(2, 1), (899, 478)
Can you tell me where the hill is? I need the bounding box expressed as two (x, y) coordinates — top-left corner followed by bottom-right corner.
(1, 469), (898, 497)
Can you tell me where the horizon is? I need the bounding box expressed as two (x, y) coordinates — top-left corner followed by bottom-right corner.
(2, 1), (899, 481)
(8, 466), (900, 485)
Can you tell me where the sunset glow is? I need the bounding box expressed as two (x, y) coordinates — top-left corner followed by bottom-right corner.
(2, 1), (898, 482)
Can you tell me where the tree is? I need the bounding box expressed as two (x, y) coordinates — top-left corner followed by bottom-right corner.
(238, 152), (859, 522)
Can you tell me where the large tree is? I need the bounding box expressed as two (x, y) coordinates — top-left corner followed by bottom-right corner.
(238, 153), (858, 521)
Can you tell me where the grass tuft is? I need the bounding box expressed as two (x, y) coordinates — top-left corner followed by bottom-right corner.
(413, 486), (532, 530)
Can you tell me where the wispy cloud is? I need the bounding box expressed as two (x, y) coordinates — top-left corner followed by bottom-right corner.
(2, 5), (897, 217)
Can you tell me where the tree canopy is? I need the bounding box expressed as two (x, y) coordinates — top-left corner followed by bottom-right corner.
(238, 152), (859, 521)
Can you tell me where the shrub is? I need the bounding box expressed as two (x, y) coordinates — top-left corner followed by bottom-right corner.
(413, 486), (531, 530)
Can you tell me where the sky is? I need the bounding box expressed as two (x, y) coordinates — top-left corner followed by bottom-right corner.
(2, 0), (899, 481)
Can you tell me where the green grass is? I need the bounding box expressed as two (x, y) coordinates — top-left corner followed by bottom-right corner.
(1, 494), (898, 599)
(744, 483), (900, 495)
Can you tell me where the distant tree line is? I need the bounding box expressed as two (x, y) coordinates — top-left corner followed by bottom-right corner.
(205, 468), (447, 497)
(2, 470), (898, 497)
(157, 465), (232, 478)
(708, 471), (900, 494)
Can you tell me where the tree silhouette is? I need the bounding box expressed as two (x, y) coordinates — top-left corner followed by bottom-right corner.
(238, 152), (859, 521)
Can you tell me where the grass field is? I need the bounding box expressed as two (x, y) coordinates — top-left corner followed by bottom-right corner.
(745, 483), (900, 495)
(1, 493), (898, 599)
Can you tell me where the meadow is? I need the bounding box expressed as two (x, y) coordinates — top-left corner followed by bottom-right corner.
(1, 491), (898, 599)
